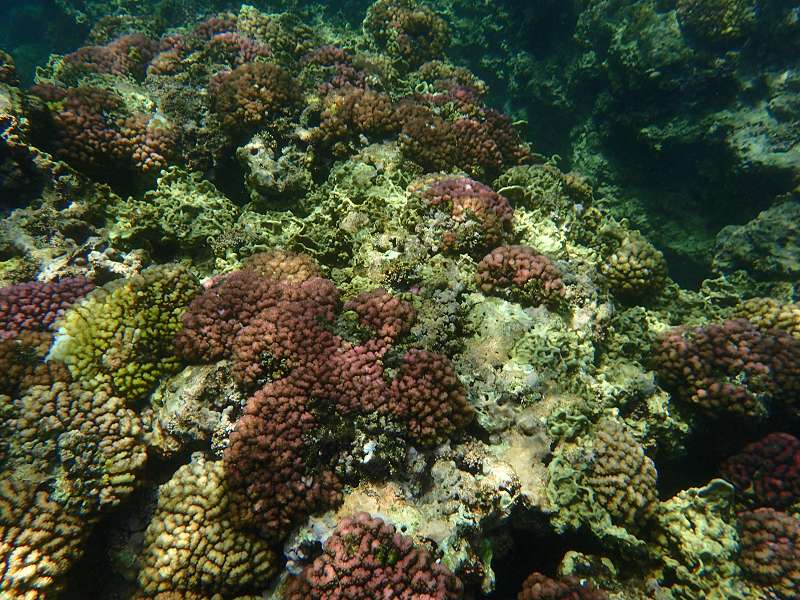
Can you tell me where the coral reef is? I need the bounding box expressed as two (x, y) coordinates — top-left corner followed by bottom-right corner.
(391, 348), (473, 447)
(285, 512), (463, 599)
(136, 454), (278, 598)
(0, 477), (88, 599)
(476, 245), (565, 308)
(518, 572), (608, 600)
(738, 508), (800, 600)
(586, 420), (658, 530)
(651, 318), (800, 417)
(1, 0), (798, 598)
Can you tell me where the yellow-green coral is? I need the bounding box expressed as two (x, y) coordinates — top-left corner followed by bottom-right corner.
(653, 479), (755, 599)
(50, 264), (200, 403)
(733, 297), (800, 340)
(547, 420), (657, 546)
(8, 380), (147, 513)
(136, 454), (278, 599)
(601, 236), (667, 302)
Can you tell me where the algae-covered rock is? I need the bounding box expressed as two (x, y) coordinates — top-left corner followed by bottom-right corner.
(713, 198), (800, 282)
(142, 362), (245, 458)
(108, 168), (240, 269)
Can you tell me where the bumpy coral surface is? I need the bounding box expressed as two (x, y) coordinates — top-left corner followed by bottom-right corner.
(0, 331), (58, 396)
(738, 508), (800, 599)
(49, 264), (200, 402)
(476, 245), (565, 307)
(587, 420), (658, 530)
(722, 433), (800, 509)
(600, 236), (667, 302)
(391, 348), (473, 447)
(31, 85), (177, 178)
(175, 269), (268, 363)
(518, 572), (608, 600)
(137, 454), (278, 598)
(734, 297), (800, 340)
(0, 477), (88, 599)
(58, 33), (157, 82)
(364, 0), (449, 67)
(0, 277), (94, 339)
(224, 376), (343, 539)
(242, 249), (322, 283)
(4, 377), (147, 512)
(419, 176), (514, 254)
(651, 318), (800, 417)
(229, 276), (340, 388)
(344, 287), (415, 342)
(285, 511), (463, 599)
(315, 87), (399, 148)
(209, 61), (299, 132)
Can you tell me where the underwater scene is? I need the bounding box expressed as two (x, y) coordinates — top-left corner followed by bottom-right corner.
(0, 0), (799, 598)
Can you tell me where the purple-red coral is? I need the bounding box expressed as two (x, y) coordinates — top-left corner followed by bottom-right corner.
(174, 269), (266, 363)
(344, 288), (415, 342)
(518, 572), (608, 600)
(651, 319), (800, 417)
(185, 271), (472, 536)
(31, 85), (176, 176)
(391, 349), (473, 447)
(476, 245), (565, 307)
(722, 433), (800, 509)
(224, 376), (343, 539)
(209, 62), (299, 132)
(738, 508), (800, 599)
(399, 111), (505, 178)
(419, 176), (514, 253)
(230, 277), (340, 388)
(285, 512), (463, 599)
(0, 277), (94, 339)
(60, 34), (157, 82)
